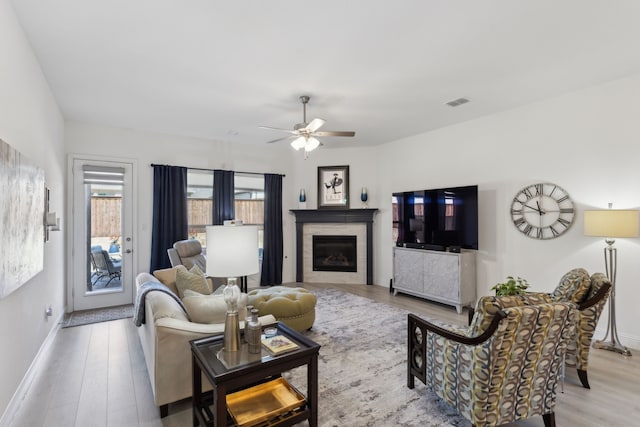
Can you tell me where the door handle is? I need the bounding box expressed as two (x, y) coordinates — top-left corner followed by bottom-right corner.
(125, 249), (132, 254)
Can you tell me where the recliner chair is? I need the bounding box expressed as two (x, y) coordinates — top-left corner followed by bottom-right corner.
(167, 239), (226, 290)
(167, 239), (206, 271)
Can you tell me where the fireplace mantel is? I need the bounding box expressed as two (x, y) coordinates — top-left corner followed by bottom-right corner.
(290, 209), (378, 285)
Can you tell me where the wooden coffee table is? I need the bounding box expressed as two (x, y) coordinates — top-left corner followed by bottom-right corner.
(190, 322), (320, 427)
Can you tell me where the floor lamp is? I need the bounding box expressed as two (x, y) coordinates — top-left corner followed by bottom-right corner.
(584, 207), (639, 356)
(206, 223), (259, 352)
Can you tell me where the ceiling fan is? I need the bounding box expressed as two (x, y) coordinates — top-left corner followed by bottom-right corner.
(259, 95), (355, 157)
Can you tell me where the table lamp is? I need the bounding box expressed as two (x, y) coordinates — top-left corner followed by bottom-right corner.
(584, 206), (639, 356)
(206, 223), (259, 352)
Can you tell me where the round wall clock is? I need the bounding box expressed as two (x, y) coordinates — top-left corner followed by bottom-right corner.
(510, 183), (575, 240)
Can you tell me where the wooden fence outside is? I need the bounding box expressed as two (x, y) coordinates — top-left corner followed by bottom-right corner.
(91, 197), (264, 239)
(91, 197), (121, 239)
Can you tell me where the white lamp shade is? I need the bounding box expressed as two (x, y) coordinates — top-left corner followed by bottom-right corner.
(205, 225), (259, 277)
(584, 210), (640, 238)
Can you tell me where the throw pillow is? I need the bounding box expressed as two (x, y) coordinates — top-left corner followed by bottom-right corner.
(175, 264), (212, 298)
(152, 266), (180, 295)
(182, 292), (248, 324)
(182, 289), (205, 297)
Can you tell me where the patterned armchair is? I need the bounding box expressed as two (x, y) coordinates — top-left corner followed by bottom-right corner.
(534, 268), (611, 389)
(408, 295), (576, 427)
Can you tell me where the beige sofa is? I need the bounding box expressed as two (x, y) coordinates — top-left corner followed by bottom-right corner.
(135, 271), (276, 416)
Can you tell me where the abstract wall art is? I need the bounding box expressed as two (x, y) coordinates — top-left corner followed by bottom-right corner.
(0, 138), (45, 299)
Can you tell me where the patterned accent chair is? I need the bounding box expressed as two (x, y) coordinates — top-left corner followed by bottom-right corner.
(534, 268), (612, 389)
(408, 295), (576, 427)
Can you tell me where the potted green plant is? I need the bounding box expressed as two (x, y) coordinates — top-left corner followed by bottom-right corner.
(491, 276), (530, 296)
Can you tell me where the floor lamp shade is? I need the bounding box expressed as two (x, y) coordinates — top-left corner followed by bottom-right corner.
(584, 210), (639, 238)
(205, 225), (259, 278)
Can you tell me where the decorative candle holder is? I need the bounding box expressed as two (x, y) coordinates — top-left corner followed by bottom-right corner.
(360, 187), (368, 208)
(299, 188), (307, 209)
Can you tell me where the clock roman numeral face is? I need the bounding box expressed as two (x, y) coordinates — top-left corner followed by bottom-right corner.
(510, 183), (575, 240)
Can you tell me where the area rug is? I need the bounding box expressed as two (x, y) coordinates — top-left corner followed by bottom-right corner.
(61, 304), (134, 328)
(283, 288), (469, 427)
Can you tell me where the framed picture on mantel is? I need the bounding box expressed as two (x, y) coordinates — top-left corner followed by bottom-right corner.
(318, 165), (349, 209)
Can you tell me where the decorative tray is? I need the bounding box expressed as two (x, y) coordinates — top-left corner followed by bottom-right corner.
(226, 378), (305, 427)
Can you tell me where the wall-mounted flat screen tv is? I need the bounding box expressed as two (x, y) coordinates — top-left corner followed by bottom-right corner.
(392, 185), (478, 250)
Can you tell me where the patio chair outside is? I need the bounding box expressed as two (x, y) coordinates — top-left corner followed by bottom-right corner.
(91, 247), (122, 288)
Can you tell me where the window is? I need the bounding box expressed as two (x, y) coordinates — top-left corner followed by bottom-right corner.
(234, 173), (265, 255)
(186, 170), (265, 253)
(186, 169), (213, 247)
(84, 169), (125, 242)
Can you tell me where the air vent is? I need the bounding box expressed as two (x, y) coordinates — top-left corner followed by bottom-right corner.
(445, 97), (470, 107)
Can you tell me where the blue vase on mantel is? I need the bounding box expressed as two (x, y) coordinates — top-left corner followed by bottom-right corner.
(299, 189), (307, 209)
(360, 187), (368, 208)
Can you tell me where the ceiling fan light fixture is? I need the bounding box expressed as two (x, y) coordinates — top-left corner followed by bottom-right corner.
(261, 95), (355, 157)
(305, 137), (320, 152)
(290, 136), (305, 150)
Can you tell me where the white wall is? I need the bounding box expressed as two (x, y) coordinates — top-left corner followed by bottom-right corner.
(374, 73), (640, 348)
(64, 121), (297, 281)
(0, 0), (65, 420)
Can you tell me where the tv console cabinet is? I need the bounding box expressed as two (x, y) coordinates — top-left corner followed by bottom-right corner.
(392, 246), (476, 313)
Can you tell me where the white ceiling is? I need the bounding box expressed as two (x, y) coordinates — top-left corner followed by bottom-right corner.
(10, 1), (640, 149)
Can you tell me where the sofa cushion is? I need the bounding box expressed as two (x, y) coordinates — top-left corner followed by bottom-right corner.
(175, 265), (212, 298)
(551, 268), (591, 303)
(182, 291), (248, 324)
(145, 290), (190, 322)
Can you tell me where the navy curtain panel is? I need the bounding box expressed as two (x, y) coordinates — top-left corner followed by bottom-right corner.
(213, 169), (235, 225)
(260, 173), (283, 286)
(150, 165), (188, 271)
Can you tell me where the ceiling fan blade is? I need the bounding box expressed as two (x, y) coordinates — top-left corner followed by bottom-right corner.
(305, 118), (326, 132)
(313, 130), (356, 137)
(258, 126), (299, 135)
(266, 135), (294, 144)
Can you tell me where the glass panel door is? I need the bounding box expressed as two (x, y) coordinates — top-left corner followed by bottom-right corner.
(71, 158), (134, 311)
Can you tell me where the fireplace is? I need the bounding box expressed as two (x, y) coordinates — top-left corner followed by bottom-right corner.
(290, 209), (378, 285)
(312, 235), (357, 272)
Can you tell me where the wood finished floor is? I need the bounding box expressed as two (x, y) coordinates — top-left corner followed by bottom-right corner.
(9, 282), (640, 427)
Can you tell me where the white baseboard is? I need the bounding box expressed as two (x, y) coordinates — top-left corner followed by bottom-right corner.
(0, 313), (63, 427)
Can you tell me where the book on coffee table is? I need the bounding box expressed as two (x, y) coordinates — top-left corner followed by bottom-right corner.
(262, 335), (299, 355)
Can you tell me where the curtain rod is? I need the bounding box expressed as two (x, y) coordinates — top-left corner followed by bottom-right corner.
(150, 163), (285, 178)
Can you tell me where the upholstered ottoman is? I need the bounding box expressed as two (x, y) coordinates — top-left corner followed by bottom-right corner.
(247, 286), (316, 332)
